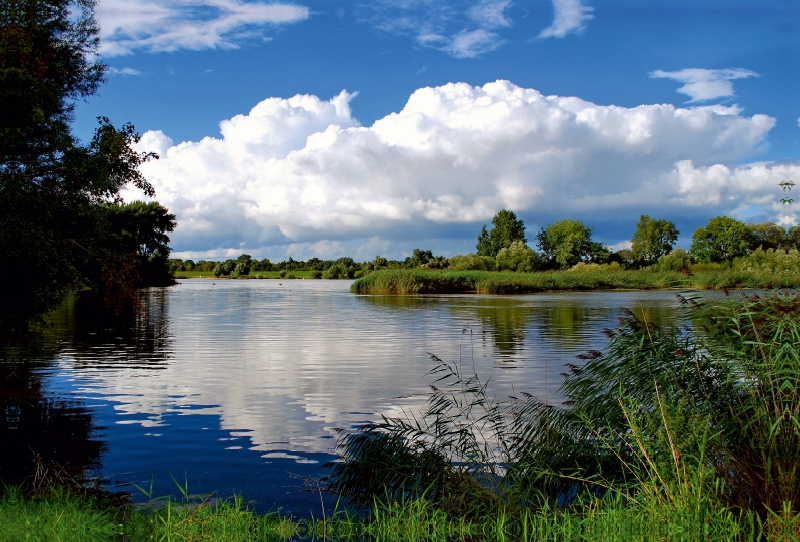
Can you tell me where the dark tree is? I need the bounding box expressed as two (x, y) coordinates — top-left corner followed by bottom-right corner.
(536, 219), (609, 269)
(0, 1), (172, 335)
(476, 209), (526, 258)
(747, 222), (787, 251)
(630, 215), (679, 266)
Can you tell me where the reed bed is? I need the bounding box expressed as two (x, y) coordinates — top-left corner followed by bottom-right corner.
(350, 268), (798, 294)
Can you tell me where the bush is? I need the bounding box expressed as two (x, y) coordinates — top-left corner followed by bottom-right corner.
(310, 270), (322, 279)
(212, 261), (235, 277)
(654, 247), (691, 272)
(733, 248), (800, 275)
(448, 254), (496, 271)
(323, 263), (353, 279)
(566, 261), (622, 273)
(495, 240), (540, 272)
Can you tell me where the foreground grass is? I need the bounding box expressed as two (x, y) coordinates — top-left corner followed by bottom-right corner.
(351, 268), (798, 294)
(0, 487), (771, 542)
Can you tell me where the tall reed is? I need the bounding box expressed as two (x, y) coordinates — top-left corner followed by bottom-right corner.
(328, 289), (800, 538)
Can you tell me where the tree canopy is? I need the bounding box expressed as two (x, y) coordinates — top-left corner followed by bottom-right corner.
(0, 0), (174, 336)
(689, 216), (754, 264)
(476, 209), (526, 258)
(630, 215), (679, 266)
(536, 219), (609, 269)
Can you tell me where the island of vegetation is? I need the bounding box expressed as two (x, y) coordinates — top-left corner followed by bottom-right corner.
(170, 211), (800, 293)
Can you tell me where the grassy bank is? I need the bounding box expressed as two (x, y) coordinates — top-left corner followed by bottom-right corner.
(0, 485), (765, 542)
(350, 268), (798, 294)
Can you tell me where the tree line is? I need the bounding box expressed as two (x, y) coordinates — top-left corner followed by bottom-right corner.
(172, 211), (800, 280)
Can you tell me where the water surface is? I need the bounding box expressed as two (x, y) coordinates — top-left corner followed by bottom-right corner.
(1, 280), (710, 512)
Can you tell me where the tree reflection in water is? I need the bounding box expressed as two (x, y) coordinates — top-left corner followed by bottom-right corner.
(0, 289), (171, 486)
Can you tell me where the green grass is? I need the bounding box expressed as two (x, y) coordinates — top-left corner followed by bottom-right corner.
(351, 268), (798, 294)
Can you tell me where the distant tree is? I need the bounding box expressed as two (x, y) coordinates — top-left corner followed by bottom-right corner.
(536, 219), (609, 269)
(234, 254), (252, 275)
(690, 216), (754, 263)
(195, 260), (217, 272)
(747, 222), (786, 251)
(213, 260), (235, 277)
(476, 209), (526, 258)
(183, 260), (195, 271)
(609, 249), (636, 269)
(630, 215), (680, 266)
(404, 249), (434, 268)
(496, 240), (540, 272)
(788, 225), (800, 251)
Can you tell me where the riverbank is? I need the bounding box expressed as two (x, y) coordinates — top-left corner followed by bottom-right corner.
(350, 268), (798, 294)
(0, 485), (761, 542)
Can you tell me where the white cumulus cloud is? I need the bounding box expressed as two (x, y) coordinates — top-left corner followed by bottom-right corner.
(127, 80), (798, 258)
(97, 0), (309, 56)
(650, 68), (759, 102)
(538, 0), (593, 39)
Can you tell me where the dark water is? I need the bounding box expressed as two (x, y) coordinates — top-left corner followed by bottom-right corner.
(0, 280), (714, 513)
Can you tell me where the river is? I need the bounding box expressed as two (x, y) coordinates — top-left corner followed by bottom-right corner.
(0, 279), (714, 512)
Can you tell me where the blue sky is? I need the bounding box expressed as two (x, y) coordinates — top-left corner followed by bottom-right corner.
(74, 0), (799, 260)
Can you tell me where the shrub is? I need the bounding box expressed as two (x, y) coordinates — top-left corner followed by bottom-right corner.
(495, 240), (540, 272)
(654, 247), (691, 272)
(448, 254), (496, 271)
(323, 263), (353, 279)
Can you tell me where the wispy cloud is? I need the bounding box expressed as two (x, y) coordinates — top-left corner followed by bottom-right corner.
(355, 0), (511, 58)
(97, 0), (309, 56)
(108, 67), (142, 75)
(538, 0), (593, 39)
(650, 68), (759, 102)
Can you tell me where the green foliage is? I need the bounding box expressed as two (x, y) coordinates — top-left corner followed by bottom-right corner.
(352, 267), (798, 294)
(495, 240), (540, 272)
(213, 260), (235, 277)
(536, 219), (610, 269)
(690, 216), (755, 263)
(0, 1), (174, 335)
(748, 221), (788, 251)
(630, 215), (679, 266)
(323, 262), (354, 279)
(655, 247), (691, 272)
(476, 209), (526, 258)
(447, 254), (496, 271)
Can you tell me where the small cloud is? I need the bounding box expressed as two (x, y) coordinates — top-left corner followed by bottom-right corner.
(467, 0), (512, 29)
(650, 68), (759, 102)
(97, 0), (309, 56)
(538, 0), (593, 39)
(355, 0), (510, 59)
(442, 29), (503, 58)
(109, 67), (142, 75)
(417, 65), (429, 74)
(335, 6), (345, 19)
